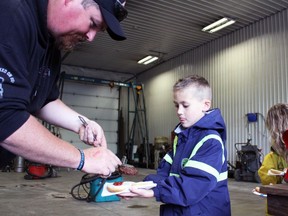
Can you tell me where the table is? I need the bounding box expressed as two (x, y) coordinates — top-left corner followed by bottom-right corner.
(260, 184), (288, 216)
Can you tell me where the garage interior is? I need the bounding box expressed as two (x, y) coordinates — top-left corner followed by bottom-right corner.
(2, 0), (288, 215)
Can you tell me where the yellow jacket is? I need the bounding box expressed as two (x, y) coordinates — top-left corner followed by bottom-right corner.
(258, 151), (288, 185)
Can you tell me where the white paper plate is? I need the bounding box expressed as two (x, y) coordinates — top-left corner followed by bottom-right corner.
(101, 181), (157, 197)
(252, 189), (267, 198)
(267, 169), (285, 176)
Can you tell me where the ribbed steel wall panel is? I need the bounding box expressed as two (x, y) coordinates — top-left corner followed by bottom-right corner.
(62, 0), (288, 75)
(139, 9), (288, 165)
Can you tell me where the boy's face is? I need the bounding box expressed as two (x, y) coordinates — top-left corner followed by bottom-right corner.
(173, 86), (211, 128)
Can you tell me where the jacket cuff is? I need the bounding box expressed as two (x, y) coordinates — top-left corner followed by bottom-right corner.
(152, 186), (161, 201)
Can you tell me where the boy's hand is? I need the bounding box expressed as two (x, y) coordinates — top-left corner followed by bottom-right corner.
(118, 187), (154, 199)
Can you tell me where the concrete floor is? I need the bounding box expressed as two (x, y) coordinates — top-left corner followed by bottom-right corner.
(0, 168), (266, 216)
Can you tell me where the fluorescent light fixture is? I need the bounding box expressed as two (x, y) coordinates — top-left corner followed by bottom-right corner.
(143, 56), (158, 65)
(209, 20), (235, 33)
(137, 55), (159, 65)
(202, 17), (236, 33)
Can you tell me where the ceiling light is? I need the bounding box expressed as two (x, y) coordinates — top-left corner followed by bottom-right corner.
(137, 55), (159, 65)
(202, 17), (236, 33)
(137, 56), (153, 64)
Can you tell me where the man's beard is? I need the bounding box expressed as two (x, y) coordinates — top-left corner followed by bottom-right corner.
(55, 34), (87, 51)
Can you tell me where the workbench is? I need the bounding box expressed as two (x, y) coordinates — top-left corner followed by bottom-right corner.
(260, 184), (288, 216)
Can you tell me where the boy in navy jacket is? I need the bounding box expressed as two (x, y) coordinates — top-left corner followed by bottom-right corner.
(121, 75), (231, 216)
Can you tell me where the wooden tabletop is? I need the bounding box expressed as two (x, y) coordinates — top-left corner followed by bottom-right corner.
(260, 184), (288, 196)
(260, 184), (288, 216)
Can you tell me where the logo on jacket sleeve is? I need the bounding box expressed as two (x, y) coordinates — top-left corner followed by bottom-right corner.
(0, 67), (16, 99)
(0, 77), (4, 98)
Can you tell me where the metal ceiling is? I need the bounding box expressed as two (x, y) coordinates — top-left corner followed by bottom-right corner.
(61, 0), (288, 81)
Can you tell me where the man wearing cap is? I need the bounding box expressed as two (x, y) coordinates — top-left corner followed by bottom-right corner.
(0, 0), (127, 175)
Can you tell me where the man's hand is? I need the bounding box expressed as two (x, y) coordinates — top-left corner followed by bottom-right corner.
(79, 119), (107, 148)
(82, 147), (121, 175)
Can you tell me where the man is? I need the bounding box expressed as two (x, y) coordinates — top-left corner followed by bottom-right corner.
(0, 0), (128, 175)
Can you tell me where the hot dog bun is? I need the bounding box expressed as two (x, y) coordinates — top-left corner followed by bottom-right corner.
(131, 181), (157, 190)
(131, 181), (155, 188)
(270, 169), (282, 174)
(107, 182), (127, 193)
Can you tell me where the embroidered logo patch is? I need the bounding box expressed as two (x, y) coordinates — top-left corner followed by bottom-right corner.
(0, 77), (4, 98)
(0, 67), (15, 99)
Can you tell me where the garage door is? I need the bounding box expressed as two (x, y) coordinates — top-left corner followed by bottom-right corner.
(59, 80), (119, 154)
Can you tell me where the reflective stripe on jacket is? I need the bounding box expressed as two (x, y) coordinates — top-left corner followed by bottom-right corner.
(164, 134), (227, 181)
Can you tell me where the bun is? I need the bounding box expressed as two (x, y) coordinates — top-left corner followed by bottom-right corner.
(107, 182), (127, 193)
(270, 169), (282, 175)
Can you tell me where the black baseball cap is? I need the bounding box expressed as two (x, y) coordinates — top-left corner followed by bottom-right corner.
(94, 0), (128, 41)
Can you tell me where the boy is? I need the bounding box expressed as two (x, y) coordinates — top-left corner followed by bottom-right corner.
(120, 75), (231, 215)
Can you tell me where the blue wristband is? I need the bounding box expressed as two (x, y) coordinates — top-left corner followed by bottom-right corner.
(77, 149), (85, 171)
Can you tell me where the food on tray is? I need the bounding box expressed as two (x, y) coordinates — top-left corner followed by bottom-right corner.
(106, 181), (157, 193)
(107, 181), (127, 193)
(267, 169), (285, 176)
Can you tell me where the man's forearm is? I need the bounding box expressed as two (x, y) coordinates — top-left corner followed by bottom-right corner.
(36, 99), (81, 133)
(1, 115), (80, 169)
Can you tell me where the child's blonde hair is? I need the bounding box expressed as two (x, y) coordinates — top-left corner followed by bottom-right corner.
(266, 103), (288, 162)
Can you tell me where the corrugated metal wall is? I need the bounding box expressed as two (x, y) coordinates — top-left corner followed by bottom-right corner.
(137, 8), (288, 165)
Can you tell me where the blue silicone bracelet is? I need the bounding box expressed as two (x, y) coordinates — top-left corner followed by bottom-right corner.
(77, 149), (85, 171)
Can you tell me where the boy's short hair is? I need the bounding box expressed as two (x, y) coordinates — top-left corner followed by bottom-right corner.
(173, 75), (212, 101)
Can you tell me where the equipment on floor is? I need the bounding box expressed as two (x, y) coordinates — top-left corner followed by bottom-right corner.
(126, 82), (150, 168)
(24, 162), (54, 180)
(71, 171), (122, 202)
(234, 138), (262, 183)
(227, 160), (236, 178)
(153, 136), (169, 169)
(14, 156), (25, 173)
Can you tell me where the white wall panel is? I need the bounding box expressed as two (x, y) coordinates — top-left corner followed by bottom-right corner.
(138, 9), (288, 165)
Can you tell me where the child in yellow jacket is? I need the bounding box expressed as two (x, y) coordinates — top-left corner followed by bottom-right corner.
(258, 146), (288, 185)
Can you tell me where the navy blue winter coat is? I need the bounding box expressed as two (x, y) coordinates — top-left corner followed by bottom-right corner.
(145, 108), (231, 215)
